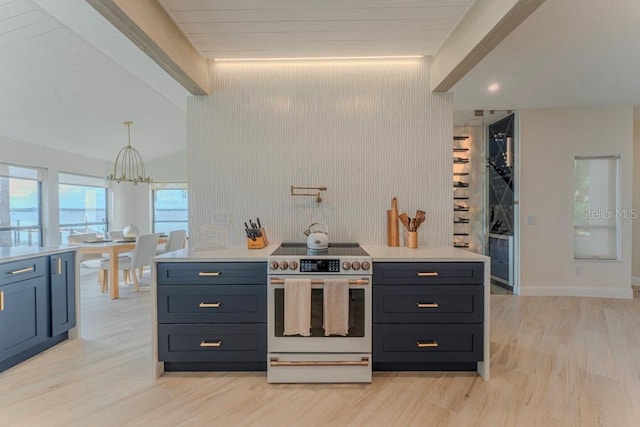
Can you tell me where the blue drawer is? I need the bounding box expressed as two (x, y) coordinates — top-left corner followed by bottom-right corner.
(157, 285), (266, 324)
(157, 262), (266, 285)
(373, 323), (483, 363)
(374, 285), (483, 324)
(373, 262), (484, 286)
(0, 257), (46, 285)
(158, 323), (266, 363)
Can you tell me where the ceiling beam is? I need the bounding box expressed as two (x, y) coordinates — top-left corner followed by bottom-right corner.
(86, 0), (209, 96)
(431, 0), (546, 93)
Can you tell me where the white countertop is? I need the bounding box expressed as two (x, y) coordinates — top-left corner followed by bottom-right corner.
(153, 245), (279, 262)
(153, 244), (488, 263)
(0, 246), (78, 263)
(362, 245), (489, 262)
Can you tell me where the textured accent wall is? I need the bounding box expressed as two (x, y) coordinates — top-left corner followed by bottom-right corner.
(187, 57), (453, 248)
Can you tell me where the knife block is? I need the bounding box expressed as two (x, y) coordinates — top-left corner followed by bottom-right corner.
(247, 228), (268, 249)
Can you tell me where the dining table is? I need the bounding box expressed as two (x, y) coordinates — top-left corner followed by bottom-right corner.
(74, 236), (166, 300)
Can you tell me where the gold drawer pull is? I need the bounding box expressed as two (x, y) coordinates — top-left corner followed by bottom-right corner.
(200, 340), (222, 348)
(57, 258), (62, 275)
(417, 272), (438, 277)
(199, 302), (221, 308)
(0, 291), (4, 311)
(417, 341), (439, 348)
(10, 266), (34, 275)
(270, 357), (369, 367)
(417, 302), (439, 308)
(199, 272), (221, 277)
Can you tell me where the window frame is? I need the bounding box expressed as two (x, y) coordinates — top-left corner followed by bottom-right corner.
(573, 155), (621, 261)
(58, 172), (109, 241)
(0, 163), (44, 247)
(151, 183), (188, 235)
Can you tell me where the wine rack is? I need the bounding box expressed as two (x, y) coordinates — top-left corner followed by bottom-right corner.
(453, 135), (470, 249)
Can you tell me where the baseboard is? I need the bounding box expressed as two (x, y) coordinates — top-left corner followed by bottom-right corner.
(519, 286), (633, 299)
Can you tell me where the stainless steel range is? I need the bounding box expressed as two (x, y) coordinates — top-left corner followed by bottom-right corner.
(267, 243), (372, 383)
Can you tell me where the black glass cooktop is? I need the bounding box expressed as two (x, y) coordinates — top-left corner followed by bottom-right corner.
(271, 243), (369, 257)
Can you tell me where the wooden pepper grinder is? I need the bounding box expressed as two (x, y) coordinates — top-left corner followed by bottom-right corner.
(387, 197), (400, 247)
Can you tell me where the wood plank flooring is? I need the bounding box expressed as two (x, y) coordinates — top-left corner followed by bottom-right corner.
(1, 270), (639, 426)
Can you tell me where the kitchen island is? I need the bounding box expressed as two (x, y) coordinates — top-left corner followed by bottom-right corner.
(0, 246), (78, 373)
(152, 245), (489, 379)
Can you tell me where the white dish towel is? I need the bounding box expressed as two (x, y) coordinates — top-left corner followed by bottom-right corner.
(283, 278), (312, 336)
(323, 279), (350, 336)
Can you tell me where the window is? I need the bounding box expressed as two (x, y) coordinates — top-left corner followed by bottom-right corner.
(0, 163), (43, 247)
(574, 156), (620, 260)
(152, 183), (188, 234)
(58, 173), (108, 243)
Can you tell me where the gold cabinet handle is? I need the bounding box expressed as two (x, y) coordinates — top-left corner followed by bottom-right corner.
(0, 291), (4, 311)
(57, 258), (62, 275)
(270, 357), (369, 367)
(199, 272), (221, 277)
(199, 302), (221, 308)
(417, 341), (439, 348)
(417, 302), (439, 308)
(200, 340), (222, 347)
(10, 266), (34, 275)
(417, 272), (438, 277)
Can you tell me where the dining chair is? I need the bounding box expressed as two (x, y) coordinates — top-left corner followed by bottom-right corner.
(98, 233), (160, 293)
(107, 230), (132, 282)
(108, 230), (124, 240)
(67, 232), (103, 267)
(156, 229), (187, 255)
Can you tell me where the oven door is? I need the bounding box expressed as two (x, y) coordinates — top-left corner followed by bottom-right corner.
(267, 275), (371, 353)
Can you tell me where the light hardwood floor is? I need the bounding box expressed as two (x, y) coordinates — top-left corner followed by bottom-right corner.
(1, 270), (639, 426)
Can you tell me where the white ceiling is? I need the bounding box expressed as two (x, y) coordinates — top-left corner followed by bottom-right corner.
(158, 0), (474, 59)
(2, 0), (640, 163)
(452, 0), (640, 114)
(0, 0), (188, 162)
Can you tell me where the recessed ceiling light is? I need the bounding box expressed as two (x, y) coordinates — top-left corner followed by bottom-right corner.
(488, 83), (500, 92)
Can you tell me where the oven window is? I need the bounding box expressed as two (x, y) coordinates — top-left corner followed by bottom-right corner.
(274, 289), (365, 337)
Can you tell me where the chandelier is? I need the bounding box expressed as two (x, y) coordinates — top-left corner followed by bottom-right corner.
(107, 121), (152, 184)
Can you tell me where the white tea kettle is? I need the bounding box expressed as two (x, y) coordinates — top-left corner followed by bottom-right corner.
(304, 222), (329, 250)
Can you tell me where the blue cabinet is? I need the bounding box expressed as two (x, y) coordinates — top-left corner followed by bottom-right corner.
(0, 257), (48, 369)
(157, 262), (267, 371)
(0, 252), (76, 373)
(372, 262), (484, 372)
(50, 252), (76, 337)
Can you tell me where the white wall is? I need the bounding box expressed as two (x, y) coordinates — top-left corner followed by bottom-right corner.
(519, 107), (634, 298)
(187, 57), (453, 248)
(146, 150), (187, 183)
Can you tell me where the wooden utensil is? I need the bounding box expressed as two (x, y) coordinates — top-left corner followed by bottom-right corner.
(399, 213), (411, 231)
(387, 197), (400, 247)
(415, 210), (426, 230)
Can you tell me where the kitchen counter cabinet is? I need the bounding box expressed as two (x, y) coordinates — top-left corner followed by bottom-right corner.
(50, 252), (76, 337)
(152, 245), (489, 379)
(0, 258), (48, 365)
(155, 261), (267, 374)
(0, 251), (77, 373)
(372, 260), (489, 379)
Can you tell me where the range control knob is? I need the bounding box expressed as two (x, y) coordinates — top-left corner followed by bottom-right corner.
(288, 261), (298, 270)
(361, 261), (371, 271)
(270, 261), (279, 270)
(352, 261), (361, 270)
(279, 261), (289, 270)
(342, 261), (352, 270)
